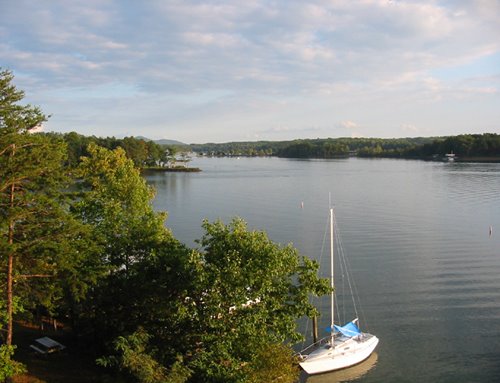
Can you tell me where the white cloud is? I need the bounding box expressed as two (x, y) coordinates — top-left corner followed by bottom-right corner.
(1, 0), (498, 142)
(400, 123), (419, 134)
(339, 121), (358, 130)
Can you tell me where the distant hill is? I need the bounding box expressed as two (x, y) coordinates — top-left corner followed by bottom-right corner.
(155, 139), (187, 146)
(135, 136), (187, 146)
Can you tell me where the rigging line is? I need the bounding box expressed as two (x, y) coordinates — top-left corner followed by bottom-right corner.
(337, 238), (358, 319)
(301, 213), (330, 351)
(313, 213), (329, 307)
(332, 211), (360, 322)
(333, 214), (371, 332)
(335, 234), (346, 325)
(319, 212), (329, 279)
(335, 293), (341, 325)
(341, 246), (346, 324)
(336, 222), (370, 330)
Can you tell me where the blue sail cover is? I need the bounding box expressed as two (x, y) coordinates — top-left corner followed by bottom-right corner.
(333, 320), (362, 338)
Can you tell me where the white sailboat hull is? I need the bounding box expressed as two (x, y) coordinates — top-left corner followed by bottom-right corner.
(299, 333), (379, 375)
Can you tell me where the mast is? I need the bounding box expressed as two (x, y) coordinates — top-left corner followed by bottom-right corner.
(330, 208), (335, 344)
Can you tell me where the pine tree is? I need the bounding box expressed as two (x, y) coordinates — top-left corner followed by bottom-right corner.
(0, 69), (84, 349)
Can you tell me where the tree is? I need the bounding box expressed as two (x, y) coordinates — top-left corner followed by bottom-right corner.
(119, 137), (148, 167)
(0, 69), (94, 380)
(74, 143), (170, 270)
(94, 217), (329, 382)
(1, 69), (50, 345)
(60, 131), (93, 167)
(145, 140), (163, 167)
(97, 328), (170, 383)
(73, 143), (330, 382)
(164, 146), (178, 167)
(182, 218), (330, 382)
(71, 144), (178, 348)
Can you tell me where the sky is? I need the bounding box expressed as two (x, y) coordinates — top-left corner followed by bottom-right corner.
(1, 0), (499, 144)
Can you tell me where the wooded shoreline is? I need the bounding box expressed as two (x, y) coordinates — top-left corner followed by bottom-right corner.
(141, 166), (201, 173)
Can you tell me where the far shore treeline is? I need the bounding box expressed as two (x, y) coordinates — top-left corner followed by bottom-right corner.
(191, 134), (500, 160)
(50, 132), (500, 170)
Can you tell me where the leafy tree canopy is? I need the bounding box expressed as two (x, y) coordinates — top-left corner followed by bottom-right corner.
(180, 218), (329, 382)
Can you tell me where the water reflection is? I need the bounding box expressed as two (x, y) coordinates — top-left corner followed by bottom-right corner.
(301, 353), (378, 383)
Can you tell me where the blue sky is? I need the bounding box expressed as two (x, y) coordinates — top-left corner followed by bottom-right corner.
(1, 0), (499, 143)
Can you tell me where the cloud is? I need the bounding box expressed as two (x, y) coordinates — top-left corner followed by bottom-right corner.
(400, 123), (419, 134)
(4, 1), (498, 93)
(1, 0), (499, 142)
(339, 121), (358, 130)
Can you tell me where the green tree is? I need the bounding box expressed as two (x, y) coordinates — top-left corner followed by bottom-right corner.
(72, 144), (178, 348)
(95, 217), (329, 382)
(61, 131), (93, 167)
(183, 218), (330, 382)
(145, 140), (163, 167)
(163, 146), (178, 167)
(0, 69), (94, 380)
(74, 143), (169, 270)
(120, 137), (148, 167)
(97, 328), (170, 383)
(1, 69), (52, 345)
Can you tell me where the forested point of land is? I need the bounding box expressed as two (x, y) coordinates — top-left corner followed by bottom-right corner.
(44, 131), (194, 170)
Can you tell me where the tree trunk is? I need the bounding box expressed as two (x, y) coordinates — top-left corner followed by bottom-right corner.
(6, 194), (14, 346)
(6, 144), (16, 346)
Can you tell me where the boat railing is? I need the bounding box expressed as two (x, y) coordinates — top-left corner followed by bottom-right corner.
(297, 335), (332, 357)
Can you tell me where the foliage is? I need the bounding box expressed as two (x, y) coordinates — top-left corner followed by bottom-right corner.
(278, 139), (349, 158)
(191, 140), (282, 157)
(74, 143), (170, 270)
(1, 69), (98, 352)
(0, 345), (26, 381)
(190, 137), (430, 158)
(70, 144), (184, 354)
(244, 343), (299, 383)
(190, 134), (500, 159)
(93, 217), (328, 383)
(407, 133), (500, 158)
(46, 131), (185, 169)
(97, 328), (174, 383)
(182, 218), (330, 382)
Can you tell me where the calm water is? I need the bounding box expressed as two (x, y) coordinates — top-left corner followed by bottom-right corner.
(146, 157), (500, 383)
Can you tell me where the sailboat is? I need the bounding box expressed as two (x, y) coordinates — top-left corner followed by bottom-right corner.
(299, 208), (379, 375)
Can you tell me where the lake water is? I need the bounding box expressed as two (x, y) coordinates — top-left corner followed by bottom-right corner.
(146, 157), (500, 383)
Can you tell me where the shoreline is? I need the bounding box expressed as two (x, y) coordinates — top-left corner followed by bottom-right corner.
(141, 166), (201, 173)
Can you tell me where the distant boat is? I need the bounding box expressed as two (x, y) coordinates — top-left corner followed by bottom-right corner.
(298, 208), (379, 375)
(444, 152), (456, 162)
